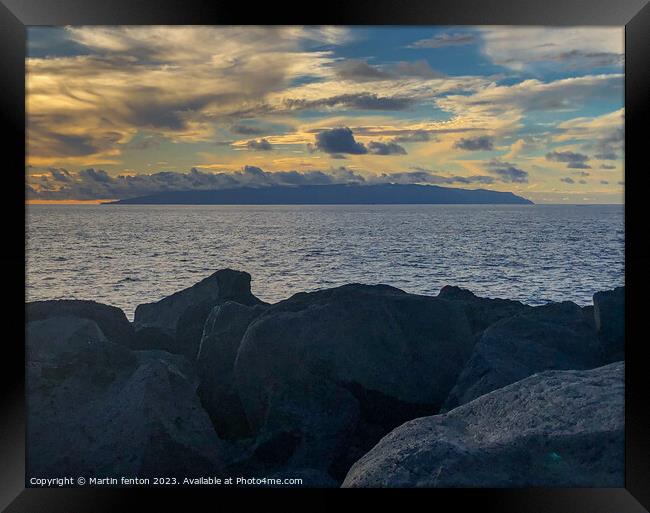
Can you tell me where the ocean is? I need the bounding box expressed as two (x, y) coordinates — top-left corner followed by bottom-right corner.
(26, 204), (624, 320)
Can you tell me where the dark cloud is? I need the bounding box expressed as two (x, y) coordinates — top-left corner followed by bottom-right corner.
(391, 131), (432, 143)
(600, 180), (609, 184)
(407, 33), (476, 49)
(245, 138), (273, 151)
(594, 151), (618, 160)
(454, 136), (494, 151)
(28, 165), (508, 201)
(314, 128), (368, 155)
(546, 150), (591, 169)
(546, 50), (623, 68)
(126, 137), (161, 150)
(335, 59), (393, 82)
(560, 177), (575, 184)
(485, 160), (529, 183)
(393, 60), (444, 79)
(284, 93), (415, 112)
(28, 166), (368, 200)
(600, 164), (616, 170)
(335, 59), (443, 82)
(367, 141), (407, 155)
(396, 169), (496, 185)
(230, 124), (265, 135)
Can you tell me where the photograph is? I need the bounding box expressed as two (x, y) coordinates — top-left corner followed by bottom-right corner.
(22, 23), (631, 490)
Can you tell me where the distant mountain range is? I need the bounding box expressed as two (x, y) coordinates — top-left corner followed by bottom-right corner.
(107, 183), (534, 205)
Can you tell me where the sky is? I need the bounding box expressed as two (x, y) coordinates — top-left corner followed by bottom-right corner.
(26, 26), (625, 203)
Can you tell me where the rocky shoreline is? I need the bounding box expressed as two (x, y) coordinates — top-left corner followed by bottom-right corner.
(26, 270), (624, 487)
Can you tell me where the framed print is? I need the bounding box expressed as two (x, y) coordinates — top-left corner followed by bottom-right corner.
(2, 0), (649, 511)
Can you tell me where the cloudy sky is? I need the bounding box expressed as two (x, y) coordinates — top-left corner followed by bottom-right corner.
(26, 26), (624, 203)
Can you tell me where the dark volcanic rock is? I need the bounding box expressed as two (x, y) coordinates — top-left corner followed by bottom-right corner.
(343, 362), (624, 488)
(196, 301), (268, 439)
(27, 316), (225, 479)
(443, 301), (600, 410)
(133, 269), (265, 357)
(233, 284), (476, 481)
(26, 299), (134, 346)
(437, 285), (530, 333)
(131, 327), (178, 353)
(593, 287), (624, 362)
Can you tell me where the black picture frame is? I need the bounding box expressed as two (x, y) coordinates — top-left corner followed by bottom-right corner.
(2, 1), (649, 511)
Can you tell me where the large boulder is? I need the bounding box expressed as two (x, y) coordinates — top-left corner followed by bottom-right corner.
(343, 362), (624, 488)
(27, 316), (225, 479)
(26, 300), (134, 346)
(233, 284), (476, 481)
(443, 301), (600, 410)
(196, 301), (268, 439)
(593, 287), (624, 362)
(133, 269), (265, 359)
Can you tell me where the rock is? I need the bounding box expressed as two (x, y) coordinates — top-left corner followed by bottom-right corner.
(593, 287), (624, 362)
(131, 326), (178, 353)
(443, 301), (600, 410)
(26, 316), (136, 373)
(233, 284), (476, 481)
(342, 362), (624, 488)
(196, 301), (268, 440)
(437, 285), (530, 333)
(27, 316), (225, 479)
(26, 299), (134, 346)
(134, 269), (263, 334)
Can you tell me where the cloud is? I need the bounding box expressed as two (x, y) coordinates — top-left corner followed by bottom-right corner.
(561, 177), (575, 184)
(435, 74), (623, 138)
(335, 59), (393, 82)
(244, 138), (273, 151)
(27, 165), (508, 200)
(555, 109), (623, 162)
(601, 180), (609, 184)
(601, 164), (616, 170)
(314, 127), (368, 155)
(454, 135), (494, 151)
(404, 168), (496, 185)
(485, 159), (529, 183)
(546, 150), (591, 169)
(407, 33), (476, 49)
(480, 27), (623, 71)
(594, 151), (618, 160)
(284, 93), (415, 112)
(231, 124), (265, 135)
(26, 26), (345, 165)
(367, 141), (407, 155)
(390, 130), (432, 143)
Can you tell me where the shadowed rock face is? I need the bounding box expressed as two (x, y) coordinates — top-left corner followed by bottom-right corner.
(196, 301), (268, 440)
(593, 287), (624, 362)
(343, 362), (624, 488)
(26, 299), (134, 346)
(443, 301), (601, 411)
(437, 285), (531, 334)
(27, 316), (225, 479)
(133, 269), (265, 359)
(233, 284), (477, 480)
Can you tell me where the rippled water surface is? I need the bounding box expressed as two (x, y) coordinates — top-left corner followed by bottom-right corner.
(26, 204), (624, 320)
